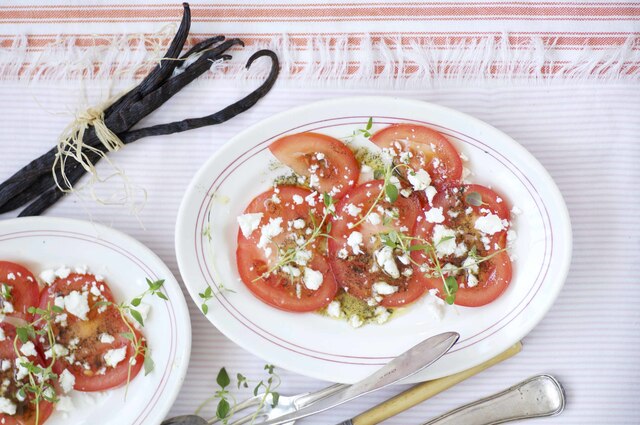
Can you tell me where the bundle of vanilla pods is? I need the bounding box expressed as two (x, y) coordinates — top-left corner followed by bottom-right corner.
(0, 2), (279, 216)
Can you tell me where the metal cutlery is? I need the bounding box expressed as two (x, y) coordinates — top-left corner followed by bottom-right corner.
(162, 331), (459, 425)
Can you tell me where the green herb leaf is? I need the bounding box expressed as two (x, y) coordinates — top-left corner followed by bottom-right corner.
(120, 332), (135, 341)
(131, 298), (141, 307)
(443, 276), (458, 305)
(129, 309), (144, 327)
(51, 305), (64, 313)
(144, 349), (155, 375)
(326, 222), (332, 233)
(270, 391), (280, 408)
(366, 117), (373, 131)
(385, 183), (398, 203)
(237, 373), (248, 389)
(253, 380), (264, 396)
(16, 327), (29, 343)
(216, 367), (231, 389)
(216, 398), (231, 420)
(156, 292), (168, 301)
(201, 303), (209, 315)
(465, 191), (483, 207)
(407, 244), (431, 252)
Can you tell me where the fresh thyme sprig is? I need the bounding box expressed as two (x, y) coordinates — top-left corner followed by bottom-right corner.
(198, 283), (236, 315)
(196, 364), (281, 424)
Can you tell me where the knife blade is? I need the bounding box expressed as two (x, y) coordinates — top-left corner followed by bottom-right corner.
(258, 331), (459, 425)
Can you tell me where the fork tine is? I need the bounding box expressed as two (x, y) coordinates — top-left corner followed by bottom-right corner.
(207, 395), (263, 424)
(227, 412), (268, 425)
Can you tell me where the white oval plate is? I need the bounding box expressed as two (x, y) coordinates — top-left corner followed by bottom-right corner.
(0, 217), (191, 425)
(175, 96), (571, 384)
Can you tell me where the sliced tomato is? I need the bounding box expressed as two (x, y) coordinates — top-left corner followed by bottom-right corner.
(0, 261), (40, 321)
(0, 323), (54, 425)
(410, 184), (513, 307)
(36, 273), (144, 392)
(328, 181), (425, 307)
(236, 186), (339, 312)
(370, 124), (462, 190)
(269, 132), (359, 199)
(430, 184), (511, 252)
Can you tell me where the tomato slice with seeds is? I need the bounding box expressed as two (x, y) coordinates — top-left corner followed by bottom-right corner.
(236, 186), (338, 312)
(269, 132), (359, 199)
(0, 323), (54, 425)
(0, 262), (40, 321)
(370, 124), (462, 190)
(411, 184), (513, 307)
(36, 273), (144, 392)
(328, 181), (425, 307)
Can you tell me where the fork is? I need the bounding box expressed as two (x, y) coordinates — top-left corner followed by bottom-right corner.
(162, 383), (348, 425)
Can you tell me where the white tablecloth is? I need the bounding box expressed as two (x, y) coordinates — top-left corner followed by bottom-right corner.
(1, 1), (639, 423)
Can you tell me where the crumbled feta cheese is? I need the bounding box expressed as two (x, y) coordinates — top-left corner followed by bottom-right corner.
(294, 249), (312, 266)
(424, 186), (437, 206)
(305, 192), (318, 206)
(0, 360), (9, 372)
(400, 188), (413, 198)
(75, 265), (88, 274)
(59, 369), (76, 393)
(507, 229), (517, 242)
(309, 174), (320, 188)
(292, 194), (304, 205)
(100, 333), (115, 344)
(407, 169), (431, 191)
(467, 273), (479, 288)
(281, 265), (301, 278)
(237, 213), (263, 238)
(432, 225), (457, 256)
(257, 217), (284, 252)
(374, 306), (391, 324)
(0, 328), (4, 342)
(474, 213), (507, 235)
(397, 253), (411, 265)
(14, 357), (28, 380)
(349, 315), (364, 328)
(372, 281), (399, 295)
(366, 212), (381, 225)
(337, 248), (349, 259)
(424, 289), (446, 320)
(19, 341), (37, 357)
(104, 347), (127, 368)
(39, 269), (56, 285)
(454, 242), (468, 257)
(44, 344), (69, 359)
(62, 291), (90, 320)
(424, 207), (445, 224)
(292, 219), (306, 229)
(0, 397), (16, 415)
(346, 231), (364, 255)
(56, 395), (74, 412)
(303, 268), (323, 291)
(6, 273), (15, 281)
(55, 266), (71, 279)
(462, 256), (479, 274)
(1, 301), (13, 314)
(326, 301), (341, 318)
(316, 152), (325, 160)
(374, 246), (400, 278)
(345, 203), (362, 217)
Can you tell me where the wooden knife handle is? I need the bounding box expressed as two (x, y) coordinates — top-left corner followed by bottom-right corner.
(351, 342), (523, 425)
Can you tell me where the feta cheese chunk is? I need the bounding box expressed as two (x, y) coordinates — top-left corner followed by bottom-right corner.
(104, 347), (127, 368)
(372, 281), (399, 295)
(349, 315), (364, 328)
(303, 268), (323, 291)
(100, 333), (115, 344)
(19, 341), (37, 357)
(63, 290), (90, 320)
(424, 186), (437, 206)
(407, 169), (431, 191)
(424, 207), (445, 224)
(345, 203), (362, 217)
(326, 301), (341, 318)
(257, 217), (284, 252)
(374, 306), (391, 324)
(59, 369), (76, 393)
(44, 344), (69, 359)
(374, 246), (400, 278)
(432, 225), (457, 256)
(474, 213), (507, 235)
(0, 396), (16, 415)
(366, 212), (381, 225)
(237, 213), (263, 238)
(39, 269), (57, 285)
(346, 231), (364, 255)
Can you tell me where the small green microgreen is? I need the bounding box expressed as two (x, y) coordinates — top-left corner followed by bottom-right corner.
(0, 283), (12, 300)
(465, 191), (483, 207)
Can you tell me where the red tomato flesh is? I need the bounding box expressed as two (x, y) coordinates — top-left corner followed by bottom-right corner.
(328, 181), (426, 307)
(0, 262), (40, 321)
(236, 186), (339, 312)
(411, 184), (513, 307)
(370, 124), (462, 190)
(0, 323), (54, 425)
(268, 132), (359, 199)
(36, 273), (144, 392)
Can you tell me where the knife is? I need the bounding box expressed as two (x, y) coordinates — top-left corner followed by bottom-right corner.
(258, 331), (459, 425)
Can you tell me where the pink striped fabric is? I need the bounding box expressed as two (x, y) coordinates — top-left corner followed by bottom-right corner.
(0, 1), (639, 424)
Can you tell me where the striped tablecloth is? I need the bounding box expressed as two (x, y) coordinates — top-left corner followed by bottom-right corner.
(1, 1), (639, 424)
